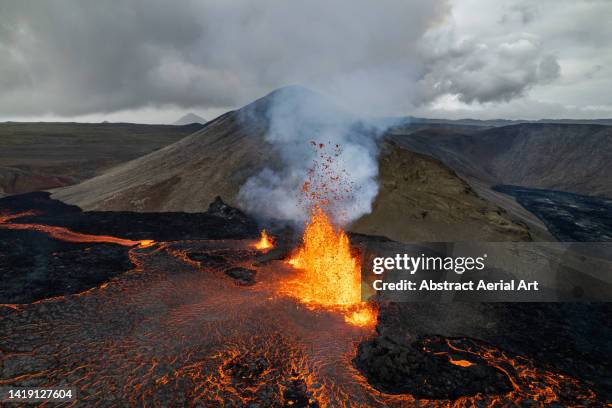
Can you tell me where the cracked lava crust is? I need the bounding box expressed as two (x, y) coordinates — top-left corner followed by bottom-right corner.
(0, 194), (607, 406)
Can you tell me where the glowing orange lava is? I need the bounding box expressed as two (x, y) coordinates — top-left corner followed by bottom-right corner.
(285, 206), (375, 327)
(344, 305), (377, 327)
(0, 211), (155, 248)
(254, 229), (273, 251)
(449, 359), (474, 367)
(138, 240), (156, 248)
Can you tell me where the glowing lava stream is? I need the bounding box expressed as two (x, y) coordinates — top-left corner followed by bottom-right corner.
(284, 206), (376, 327)
(0, 211), (155, 248)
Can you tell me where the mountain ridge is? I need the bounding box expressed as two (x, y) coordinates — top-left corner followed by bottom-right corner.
(51, 87), (532, 242)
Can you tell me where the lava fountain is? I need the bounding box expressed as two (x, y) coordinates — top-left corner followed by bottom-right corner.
(285, 205), (376, 327)
(254, 229), (274, 251)
(287, 206), (360, 305)
(280, 141), (377, 328)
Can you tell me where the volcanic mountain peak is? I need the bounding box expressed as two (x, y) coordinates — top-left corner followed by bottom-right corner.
(256, 85), (334, 108)
(240, 85), (355, 127)
(173, 112), (207, 125)
(52, 103), (272, 212)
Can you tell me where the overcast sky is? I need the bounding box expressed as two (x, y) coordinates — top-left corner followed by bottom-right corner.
(1, 0), (611, 123)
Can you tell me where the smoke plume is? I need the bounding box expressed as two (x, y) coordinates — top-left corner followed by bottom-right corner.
(237, 86), (385, 225)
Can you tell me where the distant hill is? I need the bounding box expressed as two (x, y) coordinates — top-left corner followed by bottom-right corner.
(173, 113), (207, 125)
(392, 123), (612, 198)
(382, 116), (612, 130)
(0, 122), (203, 195)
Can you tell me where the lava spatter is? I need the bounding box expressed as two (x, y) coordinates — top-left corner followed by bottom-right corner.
(284, 142), (376, 328)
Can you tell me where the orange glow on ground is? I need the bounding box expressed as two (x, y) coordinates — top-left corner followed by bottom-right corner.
(254, 230), (273, 251)
(449, 359), (475, 367)
(285, 206), (375, 327)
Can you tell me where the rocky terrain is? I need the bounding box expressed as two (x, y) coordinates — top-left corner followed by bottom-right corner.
(361, 302), (611, 403)
(494, 185), (612, 241)
(0, 192), (258, 303)
(3, 86), (610, 404)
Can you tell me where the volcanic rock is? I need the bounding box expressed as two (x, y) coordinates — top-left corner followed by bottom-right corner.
(493, 185), (612, 241)
(186, 252), (229, 269)
(224, 353), (270, 382)
(373, 301), (612, 402)
(282, 378), (319, 407)
(252, 246), (291, 266)
(0, 228), (133, 304)
(0, 192), (261, 302)
(51, 101), (273, 212)
(208, 196), (250, 222)
(1, 192), (259, 241)
(353, 334), (512, 399)
(224, 267), (257, 285)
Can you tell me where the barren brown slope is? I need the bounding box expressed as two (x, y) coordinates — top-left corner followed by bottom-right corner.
(350, 142), (531, 242)
(52, 111), (273, 212)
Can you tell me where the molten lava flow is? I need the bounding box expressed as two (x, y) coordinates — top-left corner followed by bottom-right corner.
(0, 211), (154, 248)
(254, 229), (273, 251)
(0, 210), (38, 223)
(285, 206), (375, 327)
(417, 336), (598, 405)
(138, 240), (156, 248)
(449, 359), (474, 367)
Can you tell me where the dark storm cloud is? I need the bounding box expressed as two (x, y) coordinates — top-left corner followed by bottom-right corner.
(0, 0), (609, 118)
(0, 0), (450, 116)
(417, 30), (561, 104)
(0, 0), (237, 115)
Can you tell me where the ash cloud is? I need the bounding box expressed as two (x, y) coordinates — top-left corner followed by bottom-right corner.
(417, 31), (561, 104)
